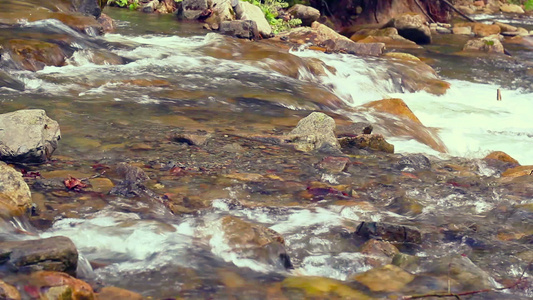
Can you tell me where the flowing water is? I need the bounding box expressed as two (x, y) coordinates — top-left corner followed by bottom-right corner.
(1, 5), (533, 299)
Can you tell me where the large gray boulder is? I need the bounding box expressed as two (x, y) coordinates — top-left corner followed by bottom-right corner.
(220, 20), (260, 40)
(287, 4), (320, 26)
(391, 13), (431, 44)
(0, 109), (60, 164)
(235, 1), (272, 38)
(181, 0), (209, 19)
(287, 112), (340, 152)
(0, 161), (32, 218)
(0, 236), (78, 275)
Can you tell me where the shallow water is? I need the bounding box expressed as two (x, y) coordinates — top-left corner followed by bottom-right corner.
(1, 6), (532, 299)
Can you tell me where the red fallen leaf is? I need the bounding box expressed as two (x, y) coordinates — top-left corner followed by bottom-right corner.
(21, 169), (41, 178)
(63, 176), (88, 191)
(306, 187), (351, 200)
(24, 285), (40, 298)
(169, 166), (186, 176)
(401, 172), (418, 179)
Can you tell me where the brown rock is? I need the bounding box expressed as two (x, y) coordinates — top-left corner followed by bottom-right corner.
(0, 280), (20, 300)
(500, 3), (525, 14)
(0, 236), (78, 275)
(316, 156), (350, 173)
(30, 271), (95, 300)
(452, 26), (472, 35)
(463, 36), (504, 53)
(362, 98), (421, 124)
(472, 23), (500, 37)
(5, 39), (67, 71)
(351, 264), (414, 292)
(483, 151), (519, 165)
(338, 134), (394, 154)
(391, 13), (431, 44)
(502, 165), (533, 177)
(97, 13), (116, 33)
(98, 286), (143, 300)
(355, 222), (422, 244)
(360, 239), (399, 258)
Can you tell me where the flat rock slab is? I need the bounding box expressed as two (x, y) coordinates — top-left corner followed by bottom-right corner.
(0, 236), (78, 275)
(0, 109), (61, 164)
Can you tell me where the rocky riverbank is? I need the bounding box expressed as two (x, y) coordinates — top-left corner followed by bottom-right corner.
(0, 0), (532, 299)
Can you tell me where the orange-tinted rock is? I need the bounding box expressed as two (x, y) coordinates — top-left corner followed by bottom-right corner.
(0, 280), (20, 300)
(5, 39), (67, 71)
(0, 162), (32, 218)
(30, 271), (95, 300)
(363, 98), (421, 124)
(483, 151), (520, 165)
(502, 165), (533, 177)
(351, 264), (415, 292)
(472, 23), (500, 37)
(98, 286), (143, 300)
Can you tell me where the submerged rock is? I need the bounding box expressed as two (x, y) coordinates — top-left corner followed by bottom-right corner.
(351, 264), (415, 292)
(220, 216), (292, 269)
(395, 154), (431, 171)
(0, 162), (33, 218)
(0, 236), (77, 275)
(0, 70), (25, 91)
(338, 134), (394, 154)
(287, 112), (340, 153)
(0, 109), (61, 164)
(355, 222), (422, 244)
(0, 280), (20, 300)
(29, 271), (95, 300)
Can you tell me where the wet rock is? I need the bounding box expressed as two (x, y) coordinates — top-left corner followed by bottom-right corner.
(500, 3), (524, 14)
(181, 0), (208, 19)
(287, 4), (320, 27)
(98, 286), (143, 300)
(97, 13), (116, 33)
(220, 20), (260, 40)
(360, 239), (399, 267)
(426, 255), (494, 290)
(483, 151), (520, 173)
(0, 109), (61, 164)
(0, 70), (25, 91)
(5, 39), (69, 71)
(501, 165), (533, 177)
(287, 112), (340, 153)
(395, 154), (431, 171)
(463, 35), (504, 53)
(494, 22), (518, 33)
(316, 156), (350, 173)
(325, 39), (385, 56)
(355, 222), (422, 244)
(362, 98), (421, 124)
(235, 1), (272, 38)
(383, 52), (421, 61)
(114, 163), (149, 182)
(351, 264), (415, 292)
(338, 134), (394, 154)
(0, 280), (20, 300)
(220, 216), (292, 269)
(0, 162), (32, 218)
(282, 276), (371, 299)
(71, 0), (102, 18)
(484, 151), (519, 165)
(0, 236), (77, 275)
(386, 196), (423, 216)
(391, 253), (419, 269)
(471, 23), (501, 37)
(453, 26), (473, 35)
(29, 271), (95, 300)
(390, 13), (431, 44)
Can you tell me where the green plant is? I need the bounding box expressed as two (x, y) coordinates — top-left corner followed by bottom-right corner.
(109, 0), (139, 10)
(484, 40), (495, 46)
(525, 0), (533, 11)
(242, 0), (302, 33)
